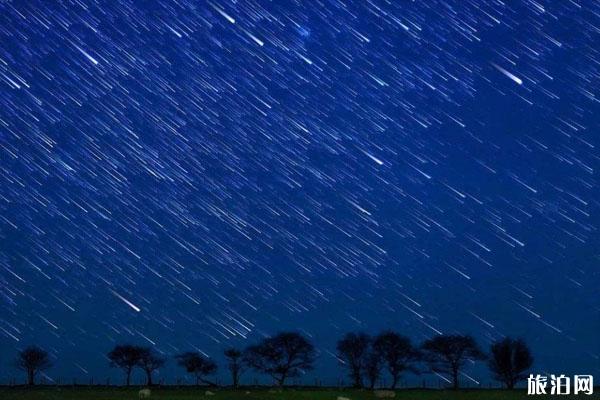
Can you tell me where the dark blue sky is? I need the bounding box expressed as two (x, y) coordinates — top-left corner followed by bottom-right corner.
(0, 0), (599, 387)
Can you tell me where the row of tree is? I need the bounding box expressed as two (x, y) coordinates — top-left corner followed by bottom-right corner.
(13, 331), (533, 390)
(336, 332), (532, 390)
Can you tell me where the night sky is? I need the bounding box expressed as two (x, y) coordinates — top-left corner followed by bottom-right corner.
(1, 0), (599, 387)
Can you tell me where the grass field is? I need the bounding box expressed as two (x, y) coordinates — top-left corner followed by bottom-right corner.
(0, 387), (589, 400)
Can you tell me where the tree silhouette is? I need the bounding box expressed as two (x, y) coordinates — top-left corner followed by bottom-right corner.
(107, 344), (143, 386)
(421, 335), (485, 390)
(363, 349), (383, 389)
(224, 348), (244, 388)
(489, 338), (533, 389)
(373, 331), (420, 389)
(243, 332), (315, 386)
(137, 347), (166, 386)
(175, 352), (217, 386)
(14, 346), (52, 386)
(336, 332), (370, 388)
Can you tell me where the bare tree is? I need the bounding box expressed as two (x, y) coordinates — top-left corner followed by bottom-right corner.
(107, 344), (143, 386)
(15, 346), (52, 386)
(373, 331), (419, 388)
(244, 332), (315, 386)
(421, 335), (485, 390)
(137, 347), (166, 386)
(489, 338), (533, 389)
(175, 352), (217, 386)
(336, 332), (370, 388)
(224, 348), (244, 388)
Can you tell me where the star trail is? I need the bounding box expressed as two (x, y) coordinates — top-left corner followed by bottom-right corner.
(0, 0), (598, 385)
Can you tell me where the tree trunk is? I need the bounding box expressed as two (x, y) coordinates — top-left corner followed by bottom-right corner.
(452, 368), (459, 390)
(353, 370), (362, 388)
(277, 373), (286, 387)
(28, 369), (34, 386)
(391, 375), (398, 389)
(231, 369), (240, 389)
(507, 380), (515, 390)
(146, 370), (153, 386)
(125, 368), (131, 387)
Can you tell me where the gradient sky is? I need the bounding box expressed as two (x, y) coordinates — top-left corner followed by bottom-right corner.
(0, 0), (599, 387)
